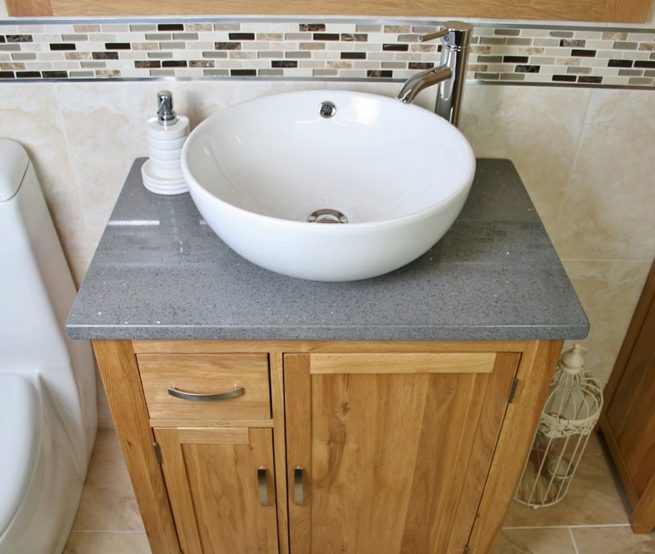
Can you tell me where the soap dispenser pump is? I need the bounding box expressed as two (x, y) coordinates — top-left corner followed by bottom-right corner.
(141, 90), (190, 195)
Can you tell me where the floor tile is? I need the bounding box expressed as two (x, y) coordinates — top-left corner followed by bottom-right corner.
(572, 526), (655, 553)
(72, 430), (144, 531)
(64, 531), (151, 553)
(498, 528), (577, 553)
(505, 433), (630, 526)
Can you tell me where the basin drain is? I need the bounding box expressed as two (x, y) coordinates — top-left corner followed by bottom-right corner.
(319, 101), (337, 118)
(307, 209), (348, 224)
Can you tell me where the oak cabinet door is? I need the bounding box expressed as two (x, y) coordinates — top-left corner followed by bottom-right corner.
(284, 352), (520, 554)
(154, 427), (278, 554)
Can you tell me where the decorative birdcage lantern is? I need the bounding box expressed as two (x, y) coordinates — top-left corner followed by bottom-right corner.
(514, 345), (603, 508)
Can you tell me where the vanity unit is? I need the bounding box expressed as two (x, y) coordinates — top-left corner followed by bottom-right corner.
(67, 159), (588, 554)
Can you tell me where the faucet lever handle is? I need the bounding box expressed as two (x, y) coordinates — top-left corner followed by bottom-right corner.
(419, 29), (449, 42)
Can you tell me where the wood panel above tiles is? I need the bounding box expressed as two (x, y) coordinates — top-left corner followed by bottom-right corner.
(6, 0), (654, 23)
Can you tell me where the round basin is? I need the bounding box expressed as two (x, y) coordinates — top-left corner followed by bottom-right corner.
(182, 90), (475, 281)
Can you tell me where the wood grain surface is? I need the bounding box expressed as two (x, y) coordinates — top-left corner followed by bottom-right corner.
(11, 0), (652, 22)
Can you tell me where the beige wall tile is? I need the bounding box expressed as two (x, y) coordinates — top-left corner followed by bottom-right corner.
(561, 259), (652, 385)
(552, 89), (655, 261)
(0, 83), (90, 262)
(64, 531), (150, 554)
(572, 526), (655, 553)
(498, 528), (576, 553)
(54, 81), (156, 247)
(459, 84), (591, 231)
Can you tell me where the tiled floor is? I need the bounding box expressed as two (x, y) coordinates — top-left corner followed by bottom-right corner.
(63, 430), (149, 554)
(500, 434), (655, 553)
(64, 430), (655, 553)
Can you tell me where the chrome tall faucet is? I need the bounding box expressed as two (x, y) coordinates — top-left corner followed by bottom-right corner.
(397, 21), (473, 127)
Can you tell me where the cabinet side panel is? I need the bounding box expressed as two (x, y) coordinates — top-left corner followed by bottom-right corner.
(605, 292), (655, 496)
(603, 260), (655, 406)
(610, 345), (655, 496)
(605, 295), (655, 439)
(92, 340), (180, 554)
(630, 472), (655, 533)
(467, 340), (563, 553)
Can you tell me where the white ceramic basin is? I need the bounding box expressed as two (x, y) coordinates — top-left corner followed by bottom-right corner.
(182, 90), (475, 281)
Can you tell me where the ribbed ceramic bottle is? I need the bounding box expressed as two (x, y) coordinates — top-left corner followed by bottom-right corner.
(141, 90), (189, 195)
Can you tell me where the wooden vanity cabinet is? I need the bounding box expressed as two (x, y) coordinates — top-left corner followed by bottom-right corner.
(92, 339), (563, 554)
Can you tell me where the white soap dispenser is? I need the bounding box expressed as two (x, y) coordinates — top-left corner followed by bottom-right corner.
(141, 90), (190, 195)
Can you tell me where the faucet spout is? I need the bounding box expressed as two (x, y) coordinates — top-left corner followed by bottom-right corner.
(396, 65), (453, 104)
(395, 21), (473, 127)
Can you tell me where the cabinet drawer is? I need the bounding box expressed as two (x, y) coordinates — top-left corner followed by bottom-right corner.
(137, 353), (271, 420)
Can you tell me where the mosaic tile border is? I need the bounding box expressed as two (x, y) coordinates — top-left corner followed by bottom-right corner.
(0, 18), (653, 88)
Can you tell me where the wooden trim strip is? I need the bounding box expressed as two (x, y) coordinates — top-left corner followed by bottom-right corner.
(283, 354), (312, 553)
(149, 418), (274, 428)
(270, 353), (290, 554)
(132, 339), (531, 355)
(176, 427), (249, 444)
(309, 352), (497, 374)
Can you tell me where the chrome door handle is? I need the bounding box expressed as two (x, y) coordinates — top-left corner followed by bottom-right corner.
(167, 384), (244, 402)
(257, 467), (269, 506)
(294, 466), (304, 505)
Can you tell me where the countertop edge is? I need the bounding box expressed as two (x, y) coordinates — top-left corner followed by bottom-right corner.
(66, 323), (590, 342)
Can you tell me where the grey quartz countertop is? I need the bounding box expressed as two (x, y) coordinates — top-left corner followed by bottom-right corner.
(66, 158), (589, 341)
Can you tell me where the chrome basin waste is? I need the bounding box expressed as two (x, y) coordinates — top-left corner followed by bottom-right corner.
(182, 90), (475, 281)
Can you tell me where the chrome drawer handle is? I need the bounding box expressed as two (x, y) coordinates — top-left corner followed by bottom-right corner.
(294, 466), (304, 505)
(167, 384), (245, 402)
(258, 467), (269, 506)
